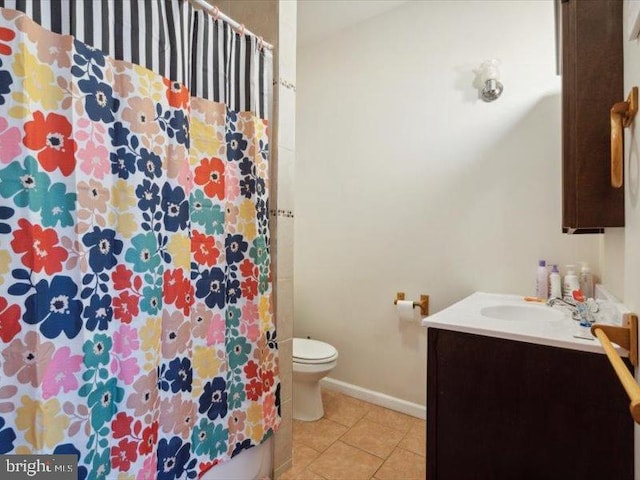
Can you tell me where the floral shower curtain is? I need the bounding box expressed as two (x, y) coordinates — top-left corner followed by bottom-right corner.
(0, 2), (278, 479)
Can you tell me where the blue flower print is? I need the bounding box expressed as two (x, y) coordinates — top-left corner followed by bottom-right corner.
(78, 77), (120, 123)
(239, 158), (255, 177)
(228, 381), (246, 410)
(83, 334), (112, 368)
(125, 232), (160, 273)
(256, 198), (268, 223)
(195, 268), (225, 309)
(198, 377), (227, 421)
(24, 276), (83, 339)
(40, 182), (76, 228)
(0, 206), (14, 234)
(169, 110), (190, 147)
(87, 378), (124, 430)
(84, 294), (113, 331)
(255, 177), (266, 197)
(161, 183), (188, 232)
(74, 40), (106, 67)
(161, 357), (192, 393)
(137, 148), (162, 179)
(226, 278), (241, 305)
(109, 122), (131, 148)
(83, 227), (123, 273)
(191, 419), (228, 457)
(90, 447), (111, 480)
(140, 284), (162, 315)
(54, 444), (87, 480)
(226, 306), (241, 329)
(157, 437), (194, 480)
(225, 234), (248, 265)
(0, 156), (51, 211)
(232, 439), (253, 458)
(135, 180), (161, 212)
(227, 336), (251, 369)
(0, 60), (12, 105)
(240, 176), (256, 198)
(226, 109), (238, 124)
(0, 416), (16, 454)
(226, 132), (248, 161)
(110, 147), (137, 179)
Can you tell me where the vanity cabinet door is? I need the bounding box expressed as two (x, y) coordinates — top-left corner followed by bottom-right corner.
(426, 329), (633, 480)
(561, 0), (624, 232)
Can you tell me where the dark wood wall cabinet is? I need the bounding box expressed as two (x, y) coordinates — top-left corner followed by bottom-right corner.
(427, 329), (634, 480)
(561, 0), (624, 233)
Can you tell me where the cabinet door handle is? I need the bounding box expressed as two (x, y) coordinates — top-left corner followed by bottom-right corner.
(610, 87), (638, 188)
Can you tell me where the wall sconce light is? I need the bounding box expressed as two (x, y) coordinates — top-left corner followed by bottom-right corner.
(477, 59), (503, 102)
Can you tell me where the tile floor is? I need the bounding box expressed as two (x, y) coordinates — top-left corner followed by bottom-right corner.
(279, 389), (426, 480)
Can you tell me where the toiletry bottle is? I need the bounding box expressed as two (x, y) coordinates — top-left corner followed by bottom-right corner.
(536, 260), (548, 299)
(549, 264), (562, 299)
(563, 265), (580, 301)
(579, 262), (594, 299)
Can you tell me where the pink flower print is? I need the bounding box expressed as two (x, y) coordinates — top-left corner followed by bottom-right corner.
(137, 453), (157, 480)
(242, 302), (259, 323)
(78, 141), (109, 179)
(206, 313), (225, 346)
(191, 302), (212, 339)
(241, 322), (260, 343)
(110, 356), (140, 385)
(177, 159), (193, 195)
(113, 324), (139, 357)
(225, 163), (241, 200)
(2, 331), (55, 387)
(42, 346), (82, 399)
(0, 117), (22, 164)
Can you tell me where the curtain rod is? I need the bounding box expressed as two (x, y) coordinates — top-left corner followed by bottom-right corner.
(188, 0), (274, 51)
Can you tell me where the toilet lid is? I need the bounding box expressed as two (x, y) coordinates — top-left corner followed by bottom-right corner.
(293, 338), (338, 362)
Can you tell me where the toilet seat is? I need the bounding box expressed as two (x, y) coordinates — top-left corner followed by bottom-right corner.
(293, 338), (338, 365)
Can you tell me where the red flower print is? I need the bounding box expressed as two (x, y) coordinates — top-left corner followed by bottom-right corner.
(243, 360), (260, 379)
(0, 27), (15, 56)
(111, 437), (138, 471)
(139, 421), (158, 455)
(241, 277), (258, 301)
(163, 268), (194, 315)
(111, 412), (133, 439)
(0, 296), (20, 342)
(112, 265), (133, 291)
(199, 460), (219, 478)
(113, 291), (140, 324)
(10, 219), (68, 274)
(23, 111), (77, 176)
(192, 231), (220, 267)
(245, 378), (263, 401)
(261, 369), (275, 391)
(163, 78), (190, 110)
(239, 259), (258, 279)
(194, 157), (225, 199)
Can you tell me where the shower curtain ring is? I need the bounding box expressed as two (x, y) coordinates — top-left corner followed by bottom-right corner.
(239, 24), (246, 36)
(212, 6), (220, 21)
(258, 36), (264, 50)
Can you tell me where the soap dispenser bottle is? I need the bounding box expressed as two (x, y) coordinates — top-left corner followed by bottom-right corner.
(563, 265), (580, 301)
(579, 262), (594, 299)
(536, 260), (548, 299)
(549, 265), (562, 299)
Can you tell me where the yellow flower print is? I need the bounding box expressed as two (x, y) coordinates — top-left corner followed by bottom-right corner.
(259, 296), (271, 328)
(112, 212), (137, 239)
(239, 221), (257, 243)
(190, 117), (221, 159)
(0, 250), (10, 286)
(167, 233), (190, 269)
(139, 316), (161, 352)
(117, 473), (136, 480)
(246, 402), (262, 424)
(193, 345), (224, 379)
(15, 396), (70, 449)
(111, 179), (136, 211)
(238, 199), (256, 223)
(13, 45), (64, 110)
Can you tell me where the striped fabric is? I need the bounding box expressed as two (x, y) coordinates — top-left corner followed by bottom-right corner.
(0, 0), (272, 119)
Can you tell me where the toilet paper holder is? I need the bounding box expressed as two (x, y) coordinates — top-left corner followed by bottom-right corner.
(394, 292), (429, 316)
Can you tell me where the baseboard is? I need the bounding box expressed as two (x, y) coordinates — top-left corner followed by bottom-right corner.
(319, 377), (426, 420)
(273, 459), (292, 480)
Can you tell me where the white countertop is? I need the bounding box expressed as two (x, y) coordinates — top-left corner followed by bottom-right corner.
(422, 292), (627, 356)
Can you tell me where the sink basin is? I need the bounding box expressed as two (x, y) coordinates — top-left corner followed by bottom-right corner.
(480, 304), (566, 322)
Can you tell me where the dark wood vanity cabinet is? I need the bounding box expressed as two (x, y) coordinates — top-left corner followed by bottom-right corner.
(427, 329), (633, 480)
(561, 0), (624, 232)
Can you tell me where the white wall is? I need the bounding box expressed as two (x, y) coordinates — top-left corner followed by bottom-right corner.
(295, 0), (601, 406)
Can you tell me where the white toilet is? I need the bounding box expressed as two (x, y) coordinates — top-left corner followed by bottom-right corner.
(292, 337), (339, 421)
